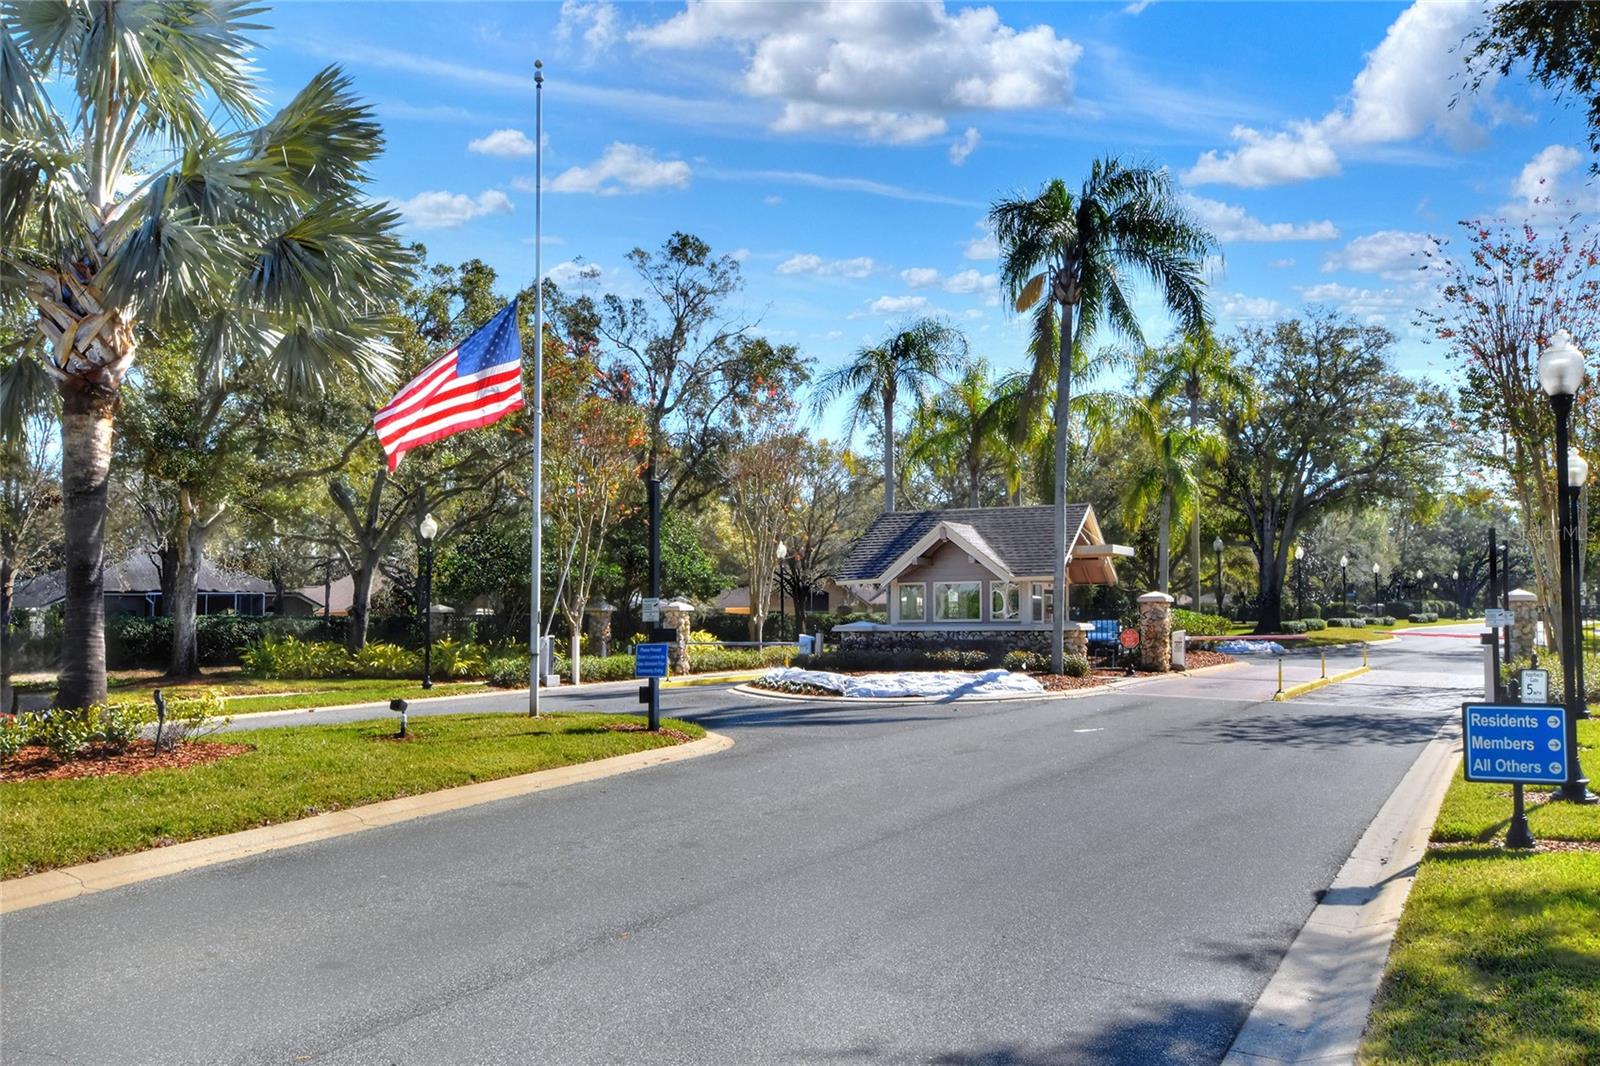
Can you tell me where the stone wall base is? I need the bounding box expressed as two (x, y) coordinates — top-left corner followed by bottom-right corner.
(836, 628), (1088, 658)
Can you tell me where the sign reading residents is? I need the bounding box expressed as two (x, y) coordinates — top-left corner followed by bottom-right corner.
(1461, 703), (1566, 784)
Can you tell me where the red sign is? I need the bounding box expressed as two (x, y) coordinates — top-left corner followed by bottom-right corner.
(1119, 627), (1141, 649)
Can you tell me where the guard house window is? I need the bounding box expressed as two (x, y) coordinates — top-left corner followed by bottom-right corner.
(1031, 582), (1054, 622)
(991, 581), (1021, 621)
(933, 581), (982, 621)
(897, 582), (926, 622)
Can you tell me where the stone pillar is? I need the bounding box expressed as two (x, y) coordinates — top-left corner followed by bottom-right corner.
(1137, 592), (1174, 672)
(586, 600), (616, 657)
(1064, 623), (1089, 659)
(1508, 588), (1538, 662)
(659, 597), (695, 674)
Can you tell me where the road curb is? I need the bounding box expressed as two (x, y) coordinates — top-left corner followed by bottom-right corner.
(1274, 665), (1370, 702)
(1220, 717), (1462, 1065)
(0, 731), (734, 915)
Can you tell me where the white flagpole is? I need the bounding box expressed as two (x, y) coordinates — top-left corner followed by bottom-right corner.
(528, 59), (545, 717)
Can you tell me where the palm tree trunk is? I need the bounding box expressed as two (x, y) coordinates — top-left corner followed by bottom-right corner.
(968, 451), (980, 508)
(882, 390), (896, 513)
(1052, 297), (1073, 674)
(1, 558), (14, 715)
(1188, 391), (1202, 609)
(1158, 488), (1171, 594)
(58, 398), (114, 709)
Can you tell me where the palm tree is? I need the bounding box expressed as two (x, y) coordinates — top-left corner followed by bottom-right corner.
(811, 318), (966, 513)
(1147, 329), (1255, 608)
(1122, 411), (1226, 595)
(2, 2), (411, 708)
(904, 359), (1008, 508)
(990, 159), (1214, 671)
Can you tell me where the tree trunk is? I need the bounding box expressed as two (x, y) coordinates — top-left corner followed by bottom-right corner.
(347, 560), (377, 651)
(565, 608), (583, 685)
(167, 513), (209, 677)
(58, 399), (115, 709)
(1188, 389), (1202, 609)
(882, 389), (896, 513)
(1052, 295), (1074, 674)
(155, 539), (179, 617)
(968, 451), (980, 508)
(1, 558), (14, 715)
(1158, 488), (1171, 594)
(1254, 532), (1286, 633)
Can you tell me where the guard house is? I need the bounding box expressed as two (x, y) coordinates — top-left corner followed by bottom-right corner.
(831, 504), (1132, 655)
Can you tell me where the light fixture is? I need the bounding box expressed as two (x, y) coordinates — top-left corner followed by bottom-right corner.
(1416, 568), (1424, 580)
(1538, 329), (1586, 398)
(419, 513), (439, 541)
(1212, 536), (1224, 553)
(1373, 562), (1381, 574)
(1294, 545), (1303, 561)
(1569, 447), (1590, 488)
(776, 540), (788, 560)
(1340, 554), (1348, 567)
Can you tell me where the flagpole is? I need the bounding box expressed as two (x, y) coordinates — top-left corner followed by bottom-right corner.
(528, 58), (545, 717)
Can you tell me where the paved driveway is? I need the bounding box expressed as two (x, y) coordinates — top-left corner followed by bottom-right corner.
(0, 635), (1476, 1065)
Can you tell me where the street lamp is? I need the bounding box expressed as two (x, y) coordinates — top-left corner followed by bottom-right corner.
(1453, 569), (1460, 612)
(1538, 328), (1593, 802)
(1340, 554), (1349, 610)
(775, 540), (788, 643)
(418, 513), (438, 690)
(1414, 568), (1424, 601)
(1373, 562), (1381, 606)
(1213, 536), (1225, 614)
(1294, 544), (1305, 619)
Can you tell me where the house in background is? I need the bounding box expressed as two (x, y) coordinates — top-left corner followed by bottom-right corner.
(12, 553), (272, 619)
(832, 504), (1131, 655)
(280, 573), (385, 618)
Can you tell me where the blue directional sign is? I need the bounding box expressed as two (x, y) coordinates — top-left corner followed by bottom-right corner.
(1461, 703), (1567, 784)
(634, 643), (670, 679)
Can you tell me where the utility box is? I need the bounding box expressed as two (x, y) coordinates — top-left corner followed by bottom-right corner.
(1170, 629), (1186, 670)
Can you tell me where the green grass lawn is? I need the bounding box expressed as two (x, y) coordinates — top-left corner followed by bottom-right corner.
(1360, 718), (1600, 1064)
(1218, 616), (1475, 647)
(16, 672), (489, 713)
(0, 712), (703, 879)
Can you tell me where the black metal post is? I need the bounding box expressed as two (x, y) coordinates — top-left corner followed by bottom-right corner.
(1489, 526), (1502, 700)
(647, 471), (661, 732)
(420, 538), (433, 690)
(1215, 547), (1224, 614)
(1571, 479), (1589, 718)
(1373, 568), (1380, 607)
(1551, 395), (1593, 802)
(1341, 563), (1348, 612)
(323, 558), (332, 626)
(777, 568), (785, 644)
(1296, 557), (1303, 619)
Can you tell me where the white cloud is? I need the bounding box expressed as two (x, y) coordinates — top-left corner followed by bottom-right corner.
(948, 126), (981, 166)
(729, 247), (751, 262)
(763, 194), (783, 205)
(1221, 293), (1284, 319)
(1269, 258), (1296, 269)
(1502, 144), (1600, 220)
(702, 165), (980, 207)
(556, 0), (621, 60)
(632, 1), (1081, 143)
(963, 220), (999, 260)
(1322, 230), (1437, 280)
(468, 128), (536, 157)
(870, 294), (930, 315)
(902, 267), (941, 288)
(778, 254), (877, 278)
(1296, 280), (1419, 318)
(1124, 0), (1155, 12)
(393, 189), (514, 229)
(548, 142), (691, 195)
(944, 269), (997, 295)
(548, 259), (603, 286)
(1184, 194), (1339, 242)
(1185, 1), (1492, 187)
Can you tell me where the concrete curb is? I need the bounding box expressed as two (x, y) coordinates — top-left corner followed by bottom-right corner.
(1221, 718), (1463, 1065)
(1274, 665), (1371, 702)
(0, 730), (734, 915)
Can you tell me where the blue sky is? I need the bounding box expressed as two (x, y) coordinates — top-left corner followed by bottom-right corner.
(256, 0), (1596, 428)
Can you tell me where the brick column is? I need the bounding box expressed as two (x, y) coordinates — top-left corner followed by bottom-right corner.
(1508, 588), (1537, 661)
(1138, 592), (1174, 672)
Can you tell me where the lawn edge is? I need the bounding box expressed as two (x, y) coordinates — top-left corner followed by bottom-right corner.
(1220, 716), (1462, 1066)
(0, 729), (733, 914)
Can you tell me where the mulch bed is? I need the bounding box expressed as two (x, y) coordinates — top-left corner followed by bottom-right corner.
(1, 740), (252, 783)
(604, 722), (697, 744)
(1183, 649), (1236, 671)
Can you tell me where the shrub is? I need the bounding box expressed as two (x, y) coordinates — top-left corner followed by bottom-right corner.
(1302, 618), (1327, 631)
(95, 701), (154, 752)
(0, 716), (26, 765)
(1379, 615), (1397, 626)
(487, 656), (528, 688)
(1003, 649), (1047, 673)
(30, 711), (96, 759)
(431, 637), (487, 679)
(1325, 616), (1363, 628)
(1281, 620), (1309, 635)
(574, 653), (638, 682)
(1385, 601), (1417, 619)
(1300, 603), (1322, 620)
(1407, 612), (1439, 624)
(1171, 608), (1232, 636)
(1062, 653), (1091, 678)
(353, 642), (421, 679)
(1363, 616), (1384, 626)
(154, 690), (229, 751)
(241, 636), (354, 679)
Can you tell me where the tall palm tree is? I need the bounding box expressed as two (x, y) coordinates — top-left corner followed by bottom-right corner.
(2, 2), (411, 708)
(811, 318), (966, 513)
(904, 359), (1008, 508)
(1147, 329), (1255, 607)
(1122, 411), (1226, 594)
(990, 159), (1213, 671)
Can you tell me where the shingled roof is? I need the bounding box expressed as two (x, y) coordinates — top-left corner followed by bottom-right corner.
(836, 505), (1092, 583)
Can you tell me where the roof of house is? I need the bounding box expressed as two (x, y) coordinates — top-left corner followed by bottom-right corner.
(836, 505), (1093, 583)
(291, 573), (386, 617)
(12, 553), (274, 610)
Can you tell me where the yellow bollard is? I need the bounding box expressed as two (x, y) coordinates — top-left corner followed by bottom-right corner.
(1321, 650), (1327, 678)
(1363, 643), (1369, 668)
(1277, 656), (1284, 696)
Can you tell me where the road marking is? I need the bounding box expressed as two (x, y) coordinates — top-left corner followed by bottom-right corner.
(1073, 728), (1104, 733)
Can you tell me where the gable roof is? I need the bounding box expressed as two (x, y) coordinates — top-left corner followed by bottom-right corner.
(837, 505), (1093, 583)
(12, 553), (274, 610)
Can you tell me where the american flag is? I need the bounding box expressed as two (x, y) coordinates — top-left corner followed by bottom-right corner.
(374, 300), (524, 471)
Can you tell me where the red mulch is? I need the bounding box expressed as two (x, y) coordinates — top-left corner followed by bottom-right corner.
(604, 722), (697, 744)
(1, 740), (251, 783)
(1184, 649), (1236, 671)
(1036, 673), (1113, 691)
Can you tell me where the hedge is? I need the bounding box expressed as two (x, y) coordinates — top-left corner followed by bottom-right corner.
(1171, 608), (1232, 636)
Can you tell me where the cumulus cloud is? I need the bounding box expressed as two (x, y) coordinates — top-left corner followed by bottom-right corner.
(870, 294), (930, 315)
(556, 0), (621, 60)
(1221, 293), (1284, 320)
(1185, 194), (1339, 242)
(763, 194), (783, 205)
(548, 142), (691, 195)
(548, 259), (603, 286)
(1322, 230), (1437, 280)
(1185, 1), (1493, 187)
(948, 126), (981, 166)
(393, 189), (514, 229)
(902, 267), (941, 288)
(1502, 144), (1600, 220)
(468, 128), (536, 157)
(1297, 280), (1420, 318)
(632, 1), (1081, 143)
(963, 220), (999, 260)
(778, 254), (877, 278)
(943, 269), (997, 295)
(1269, 258), (1296, 269)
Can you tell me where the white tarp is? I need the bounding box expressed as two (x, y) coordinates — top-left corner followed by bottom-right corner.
(759, 666), (1045, 699)
(1213, 639), (1286, 655)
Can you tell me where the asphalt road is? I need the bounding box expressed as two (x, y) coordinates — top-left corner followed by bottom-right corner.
(0, 634), (1477, 1065)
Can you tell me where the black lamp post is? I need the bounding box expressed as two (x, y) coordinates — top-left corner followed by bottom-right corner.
(775, 540), (788, 643)
(1213, 536), (1225, 613)
(418, 512), (438, 690)
(1293, 544), (1304, 619)
(1568, 447), (1590, 720)
(1340, 554), (1349, 611)
(1414, 568), (1424, 603)
(1373, 562), (1381, 607)
(1538, 328), (1594, 803)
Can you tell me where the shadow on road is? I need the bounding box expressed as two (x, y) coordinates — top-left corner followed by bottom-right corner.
(1164, 710), (1446, 750)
